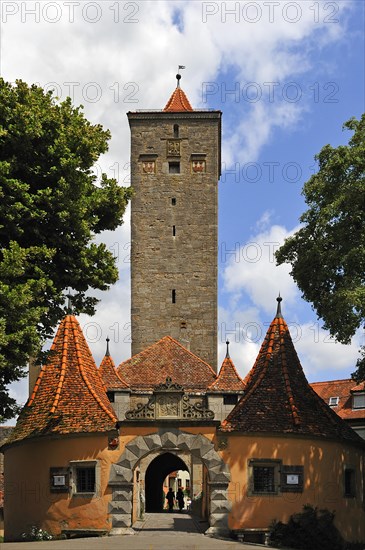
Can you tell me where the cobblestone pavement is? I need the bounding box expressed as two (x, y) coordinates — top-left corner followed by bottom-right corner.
(1, 512), (270, 549)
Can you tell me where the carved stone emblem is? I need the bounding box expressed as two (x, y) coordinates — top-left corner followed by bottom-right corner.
(167, 140), (180, 156)
(157, 394), (181, 418)
(192, 160), (205, 173)
(142, 161), (155, 174)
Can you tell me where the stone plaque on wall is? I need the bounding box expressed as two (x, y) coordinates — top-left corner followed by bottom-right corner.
(156, 394), (181, 418)
(142, 160), (155, 174)
(167, 140), (180, 156)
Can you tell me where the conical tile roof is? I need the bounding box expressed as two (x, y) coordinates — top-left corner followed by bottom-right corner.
(221, 299), (362, 444)
(99, 346), (129, 391)
(208, 354), (245, 392)
(163, 86), (193, 111)
(6, 315), (117, 446)
(118, 336), (217, 391)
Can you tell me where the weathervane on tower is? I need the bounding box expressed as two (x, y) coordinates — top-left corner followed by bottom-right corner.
(176, 65), (186, 87)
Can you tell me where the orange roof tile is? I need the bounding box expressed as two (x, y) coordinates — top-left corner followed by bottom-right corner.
(221, 299), (362, 444)
(208, 356), (245, 392)
(118, 336), (217, 391)
(6, 315), (117, 446)
(99, 353), (129, 391)
(311, 379), (365, 421)
(163, 86), (193, 112)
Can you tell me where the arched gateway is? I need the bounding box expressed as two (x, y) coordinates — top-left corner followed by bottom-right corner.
(108, 428), (231, 536)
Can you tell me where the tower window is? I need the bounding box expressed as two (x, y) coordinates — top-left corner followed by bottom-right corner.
(172, 289), (176, 303)
(173, 124), (179, 138)
(172, 225), (176, 236)
(171, 198), (176, 205)
(169, 162), (180, 174)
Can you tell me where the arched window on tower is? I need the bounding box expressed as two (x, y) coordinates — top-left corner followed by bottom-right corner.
(173, 124), (179, 138)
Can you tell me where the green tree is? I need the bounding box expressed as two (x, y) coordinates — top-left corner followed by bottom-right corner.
(0, 79), (132, 420)
(276, 115), (365, 381)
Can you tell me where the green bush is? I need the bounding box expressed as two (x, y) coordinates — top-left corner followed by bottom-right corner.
(269, 504), (344, 550)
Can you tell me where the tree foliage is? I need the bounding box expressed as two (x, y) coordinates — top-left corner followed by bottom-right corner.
(276, 115), (365, 380)
(0, 79), (132, 419)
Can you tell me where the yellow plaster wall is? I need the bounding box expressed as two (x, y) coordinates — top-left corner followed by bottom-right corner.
(220, 434), (365, 542)
(2, 428), (157, 541)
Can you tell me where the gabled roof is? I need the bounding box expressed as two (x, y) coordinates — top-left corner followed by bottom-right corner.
(311, 379), (365, 421)
(118, 336), (217, 391)
(163, 86), (193, 112)
(208, 355), (245, 392)
(221, 298), (362, 444)
(99, 349), (129, 391)
(5, 315), (117, 447)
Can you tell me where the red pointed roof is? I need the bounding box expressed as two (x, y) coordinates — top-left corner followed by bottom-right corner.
(6, 315), (117, 446)
(99, 353), (129, 390)
(118, 336), (217, 391)
(163, 86), (193, 112)
(208, 356), (245, 392)
(221, 299), (362, 444)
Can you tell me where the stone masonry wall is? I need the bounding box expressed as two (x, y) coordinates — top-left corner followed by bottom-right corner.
(129, 111), (221, 371)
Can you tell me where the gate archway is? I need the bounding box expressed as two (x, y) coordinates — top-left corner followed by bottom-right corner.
(145, 452), (188, 512)
(108, 428), (231, 536)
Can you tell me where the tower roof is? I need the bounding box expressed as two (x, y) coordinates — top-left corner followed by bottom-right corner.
(208, 355), (246, 393)
(163, 86), (193, 112)
(99, 349), (129, 391)
(6, 315), (117, 446)
(118, 336), (217, 391)
(220, 299), (362, 444)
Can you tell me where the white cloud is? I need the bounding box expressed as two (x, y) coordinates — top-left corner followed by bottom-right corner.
(222, 223), (300, 313)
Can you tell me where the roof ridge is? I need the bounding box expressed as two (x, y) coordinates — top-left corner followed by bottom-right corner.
(279, 318), (300, 426)
(70, 317), (116, 422)
(166, 336), (218, 377)
(310, 378), (353, 385)
(50, 315), (71, 414)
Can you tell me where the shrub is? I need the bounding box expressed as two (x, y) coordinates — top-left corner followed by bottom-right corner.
(269, 504), (344, 550)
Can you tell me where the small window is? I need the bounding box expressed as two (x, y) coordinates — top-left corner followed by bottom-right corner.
(344, 468), (356, 497)
(169, 162), (180, 174)
(177, 478), (182, 487)
(329, 396), (339, 407)
(186, 479), (190, 489)
(248, 460), (280, 495)
(173, 124), (179, 138)
(172, 289), (176, 303)
(353, 393), (365, 409)
(171, 197), (176, 205)
(172, 225), (176, 236)
(70, 460), (99, 497)
(223, 394), (238, 405)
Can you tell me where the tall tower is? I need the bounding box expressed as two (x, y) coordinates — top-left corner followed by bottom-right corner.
(128, 76), (221, 370)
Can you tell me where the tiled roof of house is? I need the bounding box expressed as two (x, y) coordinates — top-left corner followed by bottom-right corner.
(163, 86), (193, 111)
(118, 336), (217, 391)
(5, 315), (117, 447)
(311, 379), (365, 421)
(221, 298), (362, 444)
(99, 340), (129, 390)
(208, 350), (245, 392)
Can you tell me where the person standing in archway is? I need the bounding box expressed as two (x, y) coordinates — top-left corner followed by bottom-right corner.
(176, 487), (185, 512)
(166, 487), (175, 511)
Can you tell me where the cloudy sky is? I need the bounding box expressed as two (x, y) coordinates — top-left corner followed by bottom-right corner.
(1, 0), (364, 408)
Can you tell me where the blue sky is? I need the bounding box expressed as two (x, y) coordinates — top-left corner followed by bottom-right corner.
(1, 0), (364, 408)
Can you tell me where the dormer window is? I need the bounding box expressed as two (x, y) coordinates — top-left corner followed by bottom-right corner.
(353, 393), (365, 409)
(329, 396), (339, 407)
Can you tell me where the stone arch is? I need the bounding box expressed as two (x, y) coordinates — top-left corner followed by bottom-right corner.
(108, 428), (231, 536)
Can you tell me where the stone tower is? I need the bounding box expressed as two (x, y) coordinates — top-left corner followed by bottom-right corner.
(128, 77), (221, 370)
